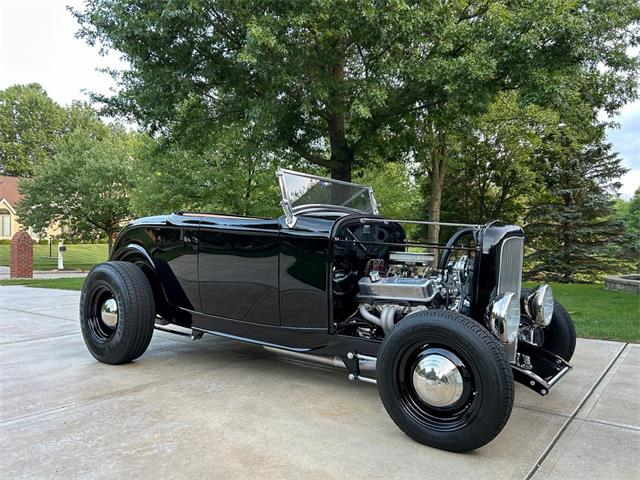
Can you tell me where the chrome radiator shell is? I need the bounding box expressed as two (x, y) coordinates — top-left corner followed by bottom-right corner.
(497, 236), (524, 296)
(496, 235), (524, 361)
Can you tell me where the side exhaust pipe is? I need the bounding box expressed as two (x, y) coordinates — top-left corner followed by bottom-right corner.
(263, 346), (377, 383)
(152, 324), (378, 384)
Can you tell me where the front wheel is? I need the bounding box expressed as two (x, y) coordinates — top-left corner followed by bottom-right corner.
(80, 261), (155, 365)
(522, 288), (576, 362)
(376, 310), (514, 452)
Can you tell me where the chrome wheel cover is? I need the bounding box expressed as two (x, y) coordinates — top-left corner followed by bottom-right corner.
(86, 286), (119, 343)
(412, 354), (464, 407)
(100, 297), (118, 328)
(394, 344), (477, 431)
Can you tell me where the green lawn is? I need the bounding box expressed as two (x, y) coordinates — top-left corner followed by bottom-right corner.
(524, 282), (639, 343)
(0, 243), (107, 271)
(1, 277), (637, 342)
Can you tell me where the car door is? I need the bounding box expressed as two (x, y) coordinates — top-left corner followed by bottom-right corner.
(278, 215), (332, 329)
(197, 215), (280, 325)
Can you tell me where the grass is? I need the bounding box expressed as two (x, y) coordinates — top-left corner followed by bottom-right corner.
(0, 277), (86, 290)
(1, 277), (637, 342)
(524, 282), (639, 343)
(0, 243), (107, 271)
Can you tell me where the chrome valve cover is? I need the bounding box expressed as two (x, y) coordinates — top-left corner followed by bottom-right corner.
(357, 276), (436, 302)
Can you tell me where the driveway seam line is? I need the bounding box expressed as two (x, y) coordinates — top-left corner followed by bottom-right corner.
(0, 374), (205, 426)
(513, 404), (569, 419)
(0, 402), (82, 425)
(576, 416), (640, 432)
(3, 306), (79, 324)
(0, 360), (254, 426)
(0, 332), (80, 345)
(524, 342), (629, 480)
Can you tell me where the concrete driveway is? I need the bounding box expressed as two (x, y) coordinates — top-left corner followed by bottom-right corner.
(1, 286), (638, 479)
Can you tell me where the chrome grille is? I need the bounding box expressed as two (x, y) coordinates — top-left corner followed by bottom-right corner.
(497, 236), (524, 296)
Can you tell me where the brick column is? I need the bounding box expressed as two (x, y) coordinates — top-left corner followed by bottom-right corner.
(10, 231), (33, 279)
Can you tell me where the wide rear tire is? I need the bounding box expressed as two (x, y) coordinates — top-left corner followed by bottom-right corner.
(80, 261), (155, 365)
(376, 310), (514, 452)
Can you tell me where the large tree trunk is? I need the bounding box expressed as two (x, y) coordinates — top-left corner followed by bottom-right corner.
(329, 151), (353, 205)
(242, 158), (256, 215)
(428, 167), (444, 242)
(107, 228), (113, 257)
(327, 59), (353, 183)
(330, 157), (353, 182)
(427, 135), (448, 248)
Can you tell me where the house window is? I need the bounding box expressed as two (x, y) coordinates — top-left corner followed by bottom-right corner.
(0, 209), (11, 237)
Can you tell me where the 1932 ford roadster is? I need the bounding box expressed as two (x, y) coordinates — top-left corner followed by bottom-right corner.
(80, 169), (575, 452)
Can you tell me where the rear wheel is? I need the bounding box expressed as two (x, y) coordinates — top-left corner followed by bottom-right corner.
(522, 288), (576, 361)
(80, 261), (155, 364)
(376, 310), (514, 452)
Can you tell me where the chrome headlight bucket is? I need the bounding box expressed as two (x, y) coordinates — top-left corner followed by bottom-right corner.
(525, 284), (554, 326)
(489, 292), (520, 344)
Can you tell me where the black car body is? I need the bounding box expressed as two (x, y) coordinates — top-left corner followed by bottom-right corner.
(80, 169), (575, 452)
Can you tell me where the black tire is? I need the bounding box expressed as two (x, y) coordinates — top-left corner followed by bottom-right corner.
(522, 288), (576, 362)
(376, 310), (514, 452)
(80, 261), (155, 365)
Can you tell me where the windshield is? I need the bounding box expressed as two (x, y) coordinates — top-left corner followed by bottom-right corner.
(278, 169), (378, 216)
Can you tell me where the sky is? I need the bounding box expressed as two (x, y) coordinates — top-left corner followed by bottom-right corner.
(1, 0), (639, 199)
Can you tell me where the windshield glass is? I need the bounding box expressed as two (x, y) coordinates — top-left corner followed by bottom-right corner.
(279, 169), (377, 214)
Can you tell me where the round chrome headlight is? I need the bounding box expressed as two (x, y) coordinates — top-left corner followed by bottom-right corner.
(490, 292), (520, 344)
(528, 284), (554, 326)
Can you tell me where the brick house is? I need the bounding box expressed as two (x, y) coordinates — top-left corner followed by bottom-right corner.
(0, 175), (21, 240)
(0, 175), (60, 240)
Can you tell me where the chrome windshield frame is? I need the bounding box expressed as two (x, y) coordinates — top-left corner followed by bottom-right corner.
(276, 168), (378, 228)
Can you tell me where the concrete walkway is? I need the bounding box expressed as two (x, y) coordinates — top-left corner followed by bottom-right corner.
(0, 285), (638, 479)
(0, 266), (87, 280)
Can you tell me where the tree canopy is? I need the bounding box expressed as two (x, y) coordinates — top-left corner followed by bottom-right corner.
(0, 84), (113, 177)
(3, 1), (639, 282)
(438, 94), (556, 224)
(0, 84), (67, 176)
(17, 126), (140, 253)
(74, 0), (640, 182)
(130, 126), (287, 218)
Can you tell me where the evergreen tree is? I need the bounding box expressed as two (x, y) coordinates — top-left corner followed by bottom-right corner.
(525, 128), (628, 282)
(616, 188), (640, 272)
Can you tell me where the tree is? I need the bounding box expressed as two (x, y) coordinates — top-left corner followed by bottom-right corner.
(72, 1), (640, 197)
(438, 94), (555, 226)
(17, 127), (139, 254)
(616, 188), (640, 272)
(357, 161), (419, 219)
(525, 128), (628, 282)
(0, 84), (67, 176)
(130, 125), (292, 218)
(65, 101), (112, 140)
(404, 0), (638, 244)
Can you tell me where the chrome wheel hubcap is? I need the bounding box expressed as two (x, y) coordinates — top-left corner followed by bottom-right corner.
(100, 298), (118, 328)
(412, 354), (464, 407)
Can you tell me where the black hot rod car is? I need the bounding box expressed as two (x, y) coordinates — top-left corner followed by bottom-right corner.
(80, 169), (575, 452)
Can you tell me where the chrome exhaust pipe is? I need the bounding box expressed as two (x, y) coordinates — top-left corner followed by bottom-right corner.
(263, 346), (377, 383)
(263, 346), (346, 369)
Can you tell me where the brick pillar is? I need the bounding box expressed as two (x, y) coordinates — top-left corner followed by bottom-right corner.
(10, 231), (33, 279)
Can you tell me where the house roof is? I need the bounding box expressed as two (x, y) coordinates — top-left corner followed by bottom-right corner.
(0, 175), (21, 207)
